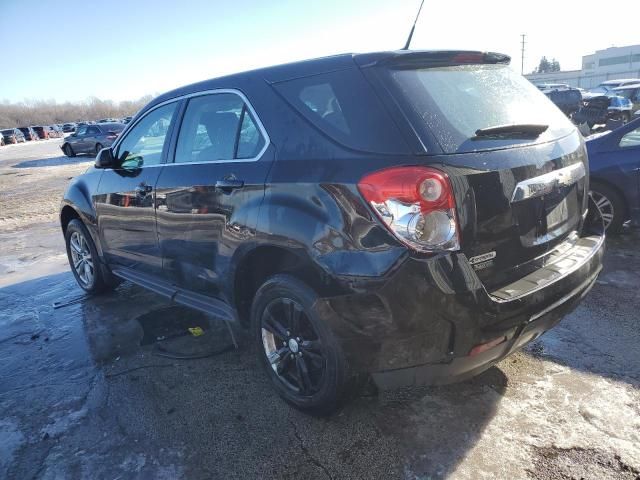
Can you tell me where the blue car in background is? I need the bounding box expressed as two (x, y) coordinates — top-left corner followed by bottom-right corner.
(587, 117), (640, 232)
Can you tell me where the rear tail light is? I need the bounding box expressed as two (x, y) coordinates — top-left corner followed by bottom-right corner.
(357, 166), (460, 252)
(106, 131), (118, 139)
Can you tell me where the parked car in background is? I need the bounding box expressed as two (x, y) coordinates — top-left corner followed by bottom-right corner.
(1, 128), (26, 144)
(31, 126), (47, 139)
(60, 50), (604, 413)
(587, 117), (640, 232)
(122, 116), (133, 124)
(49, 125), (64, 138)
(536, 82), (570, 91)
(17, 127), (38, 141)
(544, 87), (582, 117)
(606, 95), (634, 122)
(611, 83), (640, 114)
(61, 122), (125, 157)
(573, 94), (633, 127)
(97, 118), (118, 123)
(62, 123), (76, 133)
(584, 78), (640, 99)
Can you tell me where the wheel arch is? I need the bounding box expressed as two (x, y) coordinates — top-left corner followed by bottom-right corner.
(590, 177), (631, 221)
(231, 245), (337, 326)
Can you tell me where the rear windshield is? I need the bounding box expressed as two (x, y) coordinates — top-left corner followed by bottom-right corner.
(1, 129), (12, 134)
(273, 68), (409, 154)
(384, 64), (574, 154)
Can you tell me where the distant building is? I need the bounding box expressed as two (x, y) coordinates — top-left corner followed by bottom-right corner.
(525, 44), (640, 89)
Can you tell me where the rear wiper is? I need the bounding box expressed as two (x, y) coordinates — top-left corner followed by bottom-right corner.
(473, 124), (549, 138)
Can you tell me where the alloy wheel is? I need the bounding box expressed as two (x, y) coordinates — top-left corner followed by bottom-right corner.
(260, 298), (326, 396)
(591, 190), (614, 230)
(69, 231), (95, 287)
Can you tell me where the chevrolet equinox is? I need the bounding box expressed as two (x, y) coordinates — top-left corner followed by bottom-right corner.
(60, 51), (605, 413)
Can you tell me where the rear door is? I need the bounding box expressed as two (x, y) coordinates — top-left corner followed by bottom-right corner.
(84, 126), (101, 153)
(155, 90), (272, 298)
(600, 123), (640, 218)
(94, 101), (180, 277)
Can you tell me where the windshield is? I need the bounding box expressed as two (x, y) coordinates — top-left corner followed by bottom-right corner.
(385, 64), (573, 154)
(1, 129), (12, 135)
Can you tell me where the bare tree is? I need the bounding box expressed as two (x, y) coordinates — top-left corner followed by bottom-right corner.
(0, 95), (153, 129)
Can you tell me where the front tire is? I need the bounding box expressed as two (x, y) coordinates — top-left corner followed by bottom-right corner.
(251, 274), (352, 414)
(590, 183), (626, 233)
(65, 219), (118, 294)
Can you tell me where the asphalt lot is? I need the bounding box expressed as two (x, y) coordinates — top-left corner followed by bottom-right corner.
(0, 140), (639, 480)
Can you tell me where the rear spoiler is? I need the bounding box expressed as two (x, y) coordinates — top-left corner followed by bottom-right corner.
(354, 50), (511, 69)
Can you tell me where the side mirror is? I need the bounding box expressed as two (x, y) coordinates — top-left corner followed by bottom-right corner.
(95, 148), (115, 168)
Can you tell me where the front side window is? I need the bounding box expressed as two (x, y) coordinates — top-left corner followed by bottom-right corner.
(174, 93), (265, 163)
(619, 127), (640, 148)
(115, 102), (177, 168)
(76, 126), (88, 136)
(87, 126), (100, 135)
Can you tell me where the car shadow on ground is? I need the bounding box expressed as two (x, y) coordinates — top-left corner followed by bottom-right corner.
(521, 230), (640, 389)
(12, 155), (94, 169)
(1, 271), (506, 479)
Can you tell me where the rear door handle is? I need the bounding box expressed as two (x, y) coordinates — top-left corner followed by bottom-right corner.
(215, 179), (244, 191)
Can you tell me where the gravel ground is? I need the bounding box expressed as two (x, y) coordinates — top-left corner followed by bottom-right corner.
(0, 140), (639, 479)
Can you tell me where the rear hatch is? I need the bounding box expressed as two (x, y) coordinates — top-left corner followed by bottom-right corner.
(362, 52), (589, 290)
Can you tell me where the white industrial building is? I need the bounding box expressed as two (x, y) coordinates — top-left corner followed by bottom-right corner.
(526, 44), (640, 88)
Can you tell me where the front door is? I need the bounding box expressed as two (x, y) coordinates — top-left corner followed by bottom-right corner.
(155, 91), (272, 298)
(94, 101), (180, 276)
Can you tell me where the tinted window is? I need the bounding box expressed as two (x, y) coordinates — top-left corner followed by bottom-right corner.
(1, 130), (12, 135)
(115, 102), (177, 168)
(619, 127), (640, 148)
(385, 64), (574, 153)
(76, 126), (88, 136)
(86, 126), (100, 135)
(274, 68), (409, 154)
(174, 93), (265, 163)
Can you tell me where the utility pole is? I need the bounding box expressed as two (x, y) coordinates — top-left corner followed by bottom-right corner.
(520, 34), (526, 75)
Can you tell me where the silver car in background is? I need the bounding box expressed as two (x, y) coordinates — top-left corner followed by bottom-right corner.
(61, 122), (125, 157)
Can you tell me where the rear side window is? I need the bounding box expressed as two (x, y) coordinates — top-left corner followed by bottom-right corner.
(274, 68), (409, 154)
(174, 93), (266, 163)
(384, 64), (574, 154)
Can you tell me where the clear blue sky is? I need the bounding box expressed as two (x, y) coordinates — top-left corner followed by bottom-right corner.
(1, 0), (637, 103)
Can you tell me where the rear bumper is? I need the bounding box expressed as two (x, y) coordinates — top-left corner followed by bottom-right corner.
(324, 201), (605, 389)
(371, 264), (600, 389)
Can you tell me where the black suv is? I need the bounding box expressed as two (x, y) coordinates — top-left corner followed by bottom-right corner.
(60, 50), (605, 413)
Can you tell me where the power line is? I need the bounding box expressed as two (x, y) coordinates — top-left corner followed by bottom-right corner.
(521, 34), (526, 75)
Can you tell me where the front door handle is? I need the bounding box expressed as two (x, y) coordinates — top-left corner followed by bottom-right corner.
(215, 179), (244, 191)
(135, 184), (153, 196)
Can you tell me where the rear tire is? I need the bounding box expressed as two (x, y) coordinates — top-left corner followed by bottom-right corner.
(590, 183), (626, 233)
(65, 219), (119, 294)
(251, 274), (353, 414)
(63, 143), (75, 157)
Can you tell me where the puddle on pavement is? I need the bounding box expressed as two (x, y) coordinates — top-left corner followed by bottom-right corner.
(135, 305), (235, 358)
(137, 306), (210, 346)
